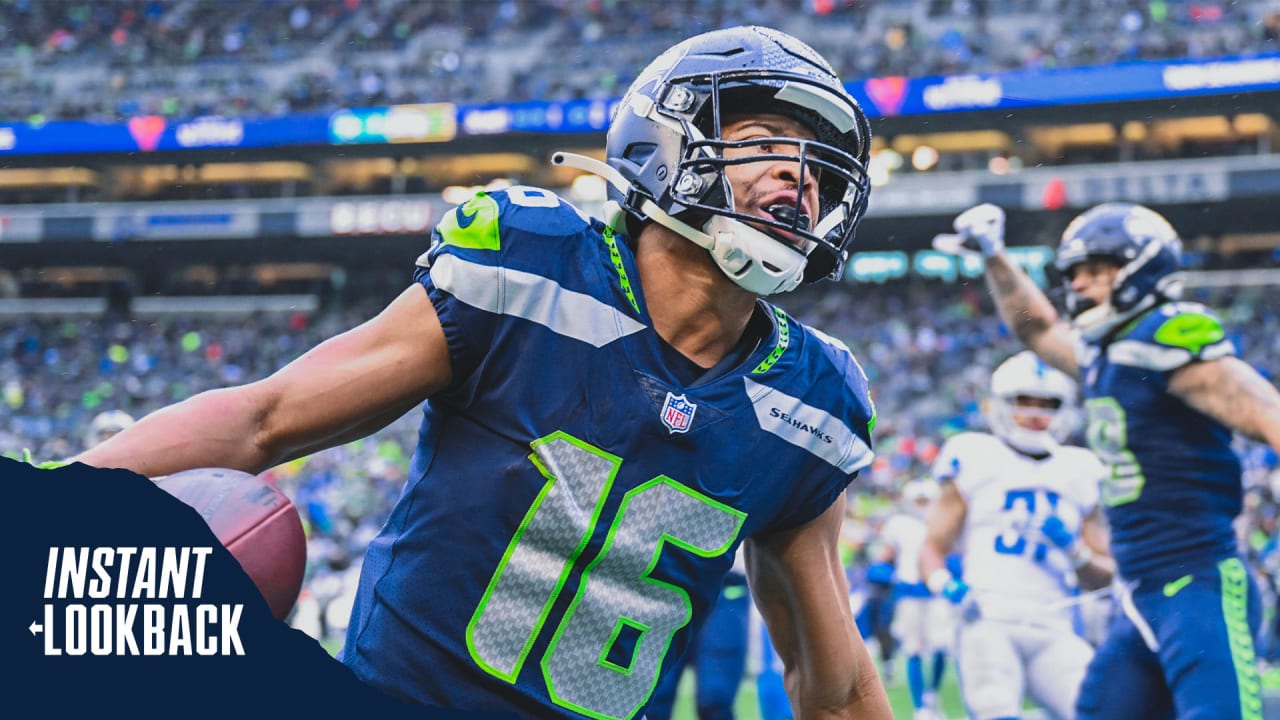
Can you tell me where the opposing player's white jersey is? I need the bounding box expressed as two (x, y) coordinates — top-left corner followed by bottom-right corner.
(936, 432), (1104, 720)
(881, 512), (927, 585)
(880, 510), (954, 656)
(934, 432), (1104, 625)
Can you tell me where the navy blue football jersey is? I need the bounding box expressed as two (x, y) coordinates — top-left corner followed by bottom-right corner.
(1079, 301), (1241, 580)
(339, 187), (877, 719)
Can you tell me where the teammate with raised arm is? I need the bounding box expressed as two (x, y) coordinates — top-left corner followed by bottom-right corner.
(933, 202), (1280, 719)
(919, 350), (1113, 720)
(72, 27), (891, 720)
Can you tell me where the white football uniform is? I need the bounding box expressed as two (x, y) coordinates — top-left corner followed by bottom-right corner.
(933, 432), (1105, 720)
(880, 512), (954, 656)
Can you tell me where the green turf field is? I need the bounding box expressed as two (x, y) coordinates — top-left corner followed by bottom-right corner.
(669, 660), (1280, 720)
(668, 654), (966, 720)
(316, 637), (1280, 719)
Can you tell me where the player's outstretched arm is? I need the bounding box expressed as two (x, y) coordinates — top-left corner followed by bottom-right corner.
(934, 204), (1080, 378)
(1169, 356), (1280, 454)
(983, 253), (1079, 378)
(919, 481), (969, 603)
(75, 284), (452, 478)
(745, 493), (892, 720)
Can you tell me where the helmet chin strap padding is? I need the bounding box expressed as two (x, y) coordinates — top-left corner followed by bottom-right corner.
(1072, 301), (1116, 337)
(702, 215), (807, 294)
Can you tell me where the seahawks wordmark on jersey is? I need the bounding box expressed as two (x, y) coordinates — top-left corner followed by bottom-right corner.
(340, 188), (877, 720)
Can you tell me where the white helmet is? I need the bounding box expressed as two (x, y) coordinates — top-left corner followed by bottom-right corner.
(987, 351), (1078, 455)
(85, 409), (135, 449)
(901, 478), (940, 512)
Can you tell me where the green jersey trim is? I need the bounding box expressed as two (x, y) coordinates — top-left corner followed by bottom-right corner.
(1219, 557), (1263, 720)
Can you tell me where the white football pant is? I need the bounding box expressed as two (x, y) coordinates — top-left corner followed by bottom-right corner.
(956, 618), (1093, 720)
(891, 597), (956, 656)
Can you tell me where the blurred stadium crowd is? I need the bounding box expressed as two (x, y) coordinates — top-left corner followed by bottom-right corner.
(1, 0), (1278, 123)
(5, 278), (1280, 654)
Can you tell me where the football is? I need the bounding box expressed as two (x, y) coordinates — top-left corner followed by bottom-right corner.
(155, 468), (307, 621)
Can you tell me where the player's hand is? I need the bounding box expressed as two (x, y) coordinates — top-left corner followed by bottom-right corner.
(931, 203), (1006, 258)
(1040, 515), (1075, 549)
(940, 576), (970, 605)
(866, 561), (895, 586)
(928, 568), (970, 604)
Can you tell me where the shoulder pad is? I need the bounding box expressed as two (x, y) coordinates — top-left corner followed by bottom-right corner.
(1056, 446), (1104, 510)
(1150, 302), (1226, 354)
(1108, 302), (1234, 371)
(932, 432), (999, 482)
(490, 186), (594, 236)
(433, 192), (502, 253)
(804, 323), (876, 436)
(1057, 445), (1106, 476)
(420, 187), (594, 266)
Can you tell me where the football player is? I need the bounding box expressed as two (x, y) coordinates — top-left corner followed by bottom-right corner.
(644, 549), (750, 720)
(879, 479), (952, 720)
(752, 610), (795, 720)
(934, 202), (1280, 719)
(75, 26), (892, 720)
(919, 350), (1114, 720)
(854, 552), (898, 685)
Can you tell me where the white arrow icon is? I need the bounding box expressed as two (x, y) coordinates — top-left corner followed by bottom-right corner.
(29, 621), (43, 636)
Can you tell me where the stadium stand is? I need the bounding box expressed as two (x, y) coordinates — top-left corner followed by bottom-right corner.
(2, 0), (1278, 121)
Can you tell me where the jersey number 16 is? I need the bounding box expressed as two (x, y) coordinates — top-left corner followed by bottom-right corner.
(467, 431), (746, 720)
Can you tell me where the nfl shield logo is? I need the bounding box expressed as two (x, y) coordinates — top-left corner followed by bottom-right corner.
(661, 392), (697, 434)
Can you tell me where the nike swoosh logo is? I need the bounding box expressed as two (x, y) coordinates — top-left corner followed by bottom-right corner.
(456, 204), (479, 229)
(1163, 574), (1193, 597)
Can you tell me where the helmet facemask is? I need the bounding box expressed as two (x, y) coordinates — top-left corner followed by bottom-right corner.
(597, 27), (873, 296)
(1055, 203), (1185, 341)
(85, 409), (136, 449)
(671, 74), (872, 287)
(988, 394), (1074, 456)
(987, 351), (1078, 456)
